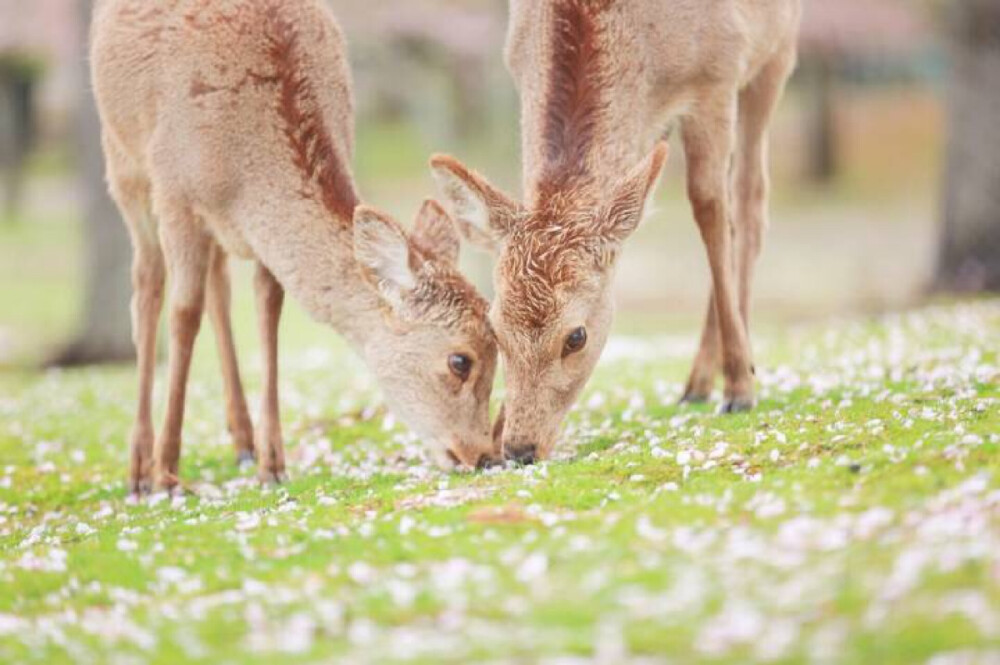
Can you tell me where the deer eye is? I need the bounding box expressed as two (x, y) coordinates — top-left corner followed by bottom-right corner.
(563, 327), (588, 356)
(448, 353), (473, 380)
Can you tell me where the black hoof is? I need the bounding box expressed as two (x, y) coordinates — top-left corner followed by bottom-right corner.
(236, 450), (256, 469)
(679, 391), (712, 406)
(505, 445), (538, 466)
(258, 470), (288, 486)
(129, 478), (153, 498)
(164, 484), (185, 499)
(718, 397), (755, 415)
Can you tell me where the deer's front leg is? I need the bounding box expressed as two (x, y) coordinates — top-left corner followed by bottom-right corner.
(682, 104), (755, 413)
(254, 263), (286, 484)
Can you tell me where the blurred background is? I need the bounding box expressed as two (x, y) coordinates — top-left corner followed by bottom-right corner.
(0, 0), (997, 369)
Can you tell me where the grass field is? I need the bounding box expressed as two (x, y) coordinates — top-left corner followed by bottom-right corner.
(0, 84), (992, 663)
(0, 296), (997, 664)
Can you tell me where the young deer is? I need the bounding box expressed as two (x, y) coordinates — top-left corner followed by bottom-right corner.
(433, 0), (801, 462)
(91, 0), (498, 494)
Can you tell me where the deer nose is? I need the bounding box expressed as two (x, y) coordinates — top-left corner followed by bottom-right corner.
(506, 443), (537, 466)
(476, 453), (501, 470)
(446, 446), (501, 471)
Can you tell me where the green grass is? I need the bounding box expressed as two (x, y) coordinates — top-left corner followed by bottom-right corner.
(0, 297), (997, 664)
(0, 96), (985, 660)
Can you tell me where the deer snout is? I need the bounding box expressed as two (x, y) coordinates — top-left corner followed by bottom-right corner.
(444, 439), (502, 471)
(497, 406), (551, 465)
(503, 438), (539, 466)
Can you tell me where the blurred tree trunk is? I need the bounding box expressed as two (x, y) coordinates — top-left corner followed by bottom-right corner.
(0, 78), (15, 219)
(0, 63), (36, 219)
(936, 0), (1000, 292)
(449, 59), (488, 142)
(51, 0), (134, 366)
(804, 54), (837, 183)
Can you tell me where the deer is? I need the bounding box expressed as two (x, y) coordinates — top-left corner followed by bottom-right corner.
(91, 0), (499, 495)
(432, 0), (802, 463)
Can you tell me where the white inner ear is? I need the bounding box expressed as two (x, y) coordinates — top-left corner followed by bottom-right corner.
(639, 187), (659, 226)
(357, 232), (416, 294)
(432, 168), (491, 235)
(376, 242), (417, 293)
(605, 162), (664, 242)
(641, 160), (666, 219)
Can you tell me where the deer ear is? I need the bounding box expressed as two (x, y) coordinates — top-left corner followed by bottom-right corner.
(430, 154), (523, 253)
(353, 206), (417, 306)
(598, 142), (669, 246)
(411, 199), (460, 267)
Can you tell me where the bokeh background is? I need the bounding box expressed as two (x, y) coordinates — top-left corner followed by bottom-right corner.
(0, 0), (997, 369)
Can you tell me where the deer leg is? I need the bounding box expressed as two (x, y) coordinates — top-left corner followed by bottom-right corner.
(126, 241), (165, 495)
(682, 101), (755, 413)
(680, 291), (721, 403)
(105, 139), (163, 496)
(154, 202), (212, 492)
(206, 245), (255, 467)
(734, 49), (797, 345)
(254, 263), (286, 484)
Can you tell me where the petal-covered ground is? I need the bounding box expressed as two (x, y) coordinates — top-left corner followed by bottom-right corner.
(0, 301), (997, 664)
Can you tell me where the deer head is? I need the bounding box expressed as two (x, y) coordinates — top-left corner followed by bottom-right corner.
(353, 200), (499, 470)
(430, 143), (668, 462)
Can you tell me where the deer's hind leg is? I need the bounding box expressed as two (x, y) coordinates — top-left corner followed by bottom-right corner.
(681, 48), (796, 409)
(681, 291), (721, 404)
(206, 245), (255, 467)
(254, 263), (286, 484)
(734, 47), (797, 345)
(153, 196), (212, 492)
(105, 136), (164, 496)
(682, 94), (755, 413)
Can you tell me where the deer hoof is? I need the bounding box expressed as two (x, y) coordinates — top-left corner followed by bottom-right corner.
(236, 450), (256, 470)
(129, 477), (153, 498)
(718, 396), (755, 415)
(258, 470), (287, 486)
(154, 467), (181, 492)
(679, 389), (712, 405)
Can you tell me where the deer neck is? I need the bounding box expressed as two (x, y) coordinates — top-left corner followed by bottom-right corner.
(218, 1), (398, 354)
(239, 195), (386, 352)
(517, 0), (652, 208)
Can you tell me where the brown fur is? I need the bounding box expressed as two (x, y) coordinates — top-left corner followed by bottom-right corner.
(498, 195), (600, 330)
(93, 0), (499, 493)
(262, 5), (358, 223)
(434, 0), (801, 460)
(539, 0), (611, 196)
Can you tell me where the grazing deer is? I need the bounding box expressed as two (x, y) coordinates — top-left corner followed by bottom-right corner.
(91, 0), (498, 494)
(433, 0), (801, 462)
